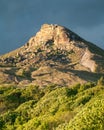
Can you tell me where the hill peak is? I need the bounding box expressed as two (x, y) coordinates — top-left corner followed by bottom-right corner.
(27, 23), (83, 49)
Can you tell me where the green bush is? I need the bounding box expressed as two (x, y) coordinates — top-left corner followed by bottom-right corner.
(97, 76), (104, 86)
(0, 83), (104, 130)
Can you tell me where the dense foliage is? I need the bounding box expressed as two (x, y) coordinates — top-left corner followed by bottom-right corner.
(0, 77), (104, 130)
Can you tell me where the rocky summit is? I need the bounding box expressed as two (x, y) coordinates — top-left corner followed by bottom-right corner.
(0, 24), (104, 86)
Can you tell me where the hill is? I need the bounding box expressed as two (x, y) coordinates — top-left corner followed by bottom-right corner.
(0, 24), (104, 130)
(0, 24), (104, 86)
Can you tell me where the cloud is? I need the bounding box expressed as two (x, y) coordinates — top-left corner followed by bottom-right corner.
(1, 0), (104, 28)
(35, 0), (104, 27)
(0, 0), (104, 54)
(74, 23), (104, 48)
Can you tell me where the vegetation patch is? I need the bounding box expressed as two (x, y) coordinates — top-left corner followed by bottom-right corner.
(0, 78), (104, 129)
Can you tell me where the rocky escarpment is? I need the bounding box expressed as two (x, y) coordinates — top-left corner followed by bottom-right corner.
(0, 24), (104, 86)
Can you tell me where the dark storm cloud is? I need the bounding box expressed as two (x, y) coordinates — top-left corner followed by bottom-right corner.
(43, 0), (104, 28)
(0, 0), (104, 54)
(70, 0), (104, 27)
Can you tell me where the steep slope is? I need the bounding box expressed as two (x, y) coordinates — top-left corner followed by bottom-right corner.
(0, 24), (104, 86)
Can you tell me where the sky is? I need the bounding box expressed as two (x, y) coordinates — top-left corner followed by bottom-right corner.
(0, 0), (104, 54)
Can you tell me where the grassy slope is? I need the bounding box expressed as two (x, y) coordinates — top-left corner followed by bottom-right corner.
(0, 79), (104, 130)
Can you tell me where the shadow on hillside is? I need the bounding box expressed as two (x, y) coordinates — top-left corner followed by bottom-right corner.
(57, 67), (104, 82)
(72, 70), (104, 81)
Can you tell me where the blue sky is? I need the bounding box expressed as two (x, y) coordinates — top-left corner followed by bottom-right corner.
(0, 0), (104, 54)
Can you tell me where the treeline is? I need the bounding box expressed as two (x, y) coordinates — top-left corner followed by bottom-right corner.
(0, 77), (104, 130)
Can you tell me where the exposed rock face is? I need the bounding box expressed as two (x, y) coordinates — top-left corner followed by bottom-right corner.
(28, 24), (70, 47)
(27, 24), (84, 50)
(80, 49), (97, 72)
(0, 24), (104, 86)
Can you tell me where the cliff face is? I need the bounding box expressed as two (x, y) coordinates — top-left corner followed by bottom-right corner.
(0, 24), (104, 86)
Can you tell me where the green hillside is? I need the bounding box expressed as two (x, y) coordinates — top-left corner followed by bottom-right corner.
(0, 24), (104, 130)
(0, 77), (104, 130)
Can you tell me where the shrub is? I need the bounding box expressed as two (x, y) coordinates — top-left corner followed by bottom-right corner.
(97, 76), (104, 86)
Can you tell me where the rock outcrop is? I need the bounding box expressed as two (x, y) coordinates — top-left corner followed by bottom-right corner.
(24, 24), (104, 73)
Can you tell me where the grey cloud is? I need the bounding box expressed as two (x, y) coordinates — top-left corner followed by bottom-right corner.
(74, 23), (104, 48)
(54, 0), (104, 27)
(0, 0), (104, 54)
